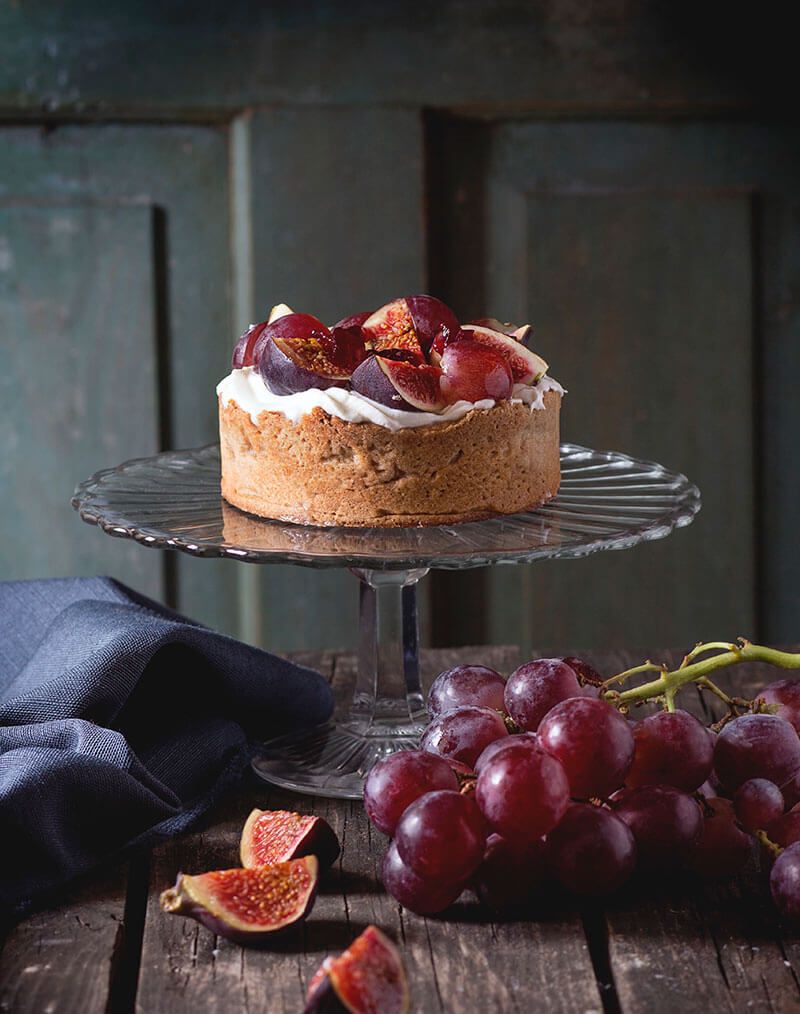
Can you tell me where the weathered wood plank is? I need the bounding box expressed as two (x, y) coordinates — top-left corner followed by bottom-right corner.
(0, 201), (163, 598)
(0, 125), (237, 635)
(0, 864), (130, 1014)
(0, 2), (785, 116)
(246, 107), (427, 655)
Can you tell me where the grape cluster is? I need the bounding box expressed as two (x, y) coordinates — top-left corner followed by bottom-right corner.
(363, 659), (800, 918)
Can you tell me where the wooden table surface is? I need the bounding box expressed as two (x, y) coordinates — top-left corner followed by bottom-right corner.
(3, 645), (800, 1014)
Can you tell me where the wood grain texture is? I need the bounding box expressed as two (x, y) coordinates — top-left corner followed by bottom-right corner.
(246, 107), (427, 654)
(0, 864), (129, 1014)
(0, 125), (236, 633)
(0, 201), (163, 598)
(0, 2), (789, 116)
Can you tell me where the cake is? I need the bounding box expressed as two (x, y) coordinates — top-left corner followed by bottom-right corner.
(217, 295), (563, 528)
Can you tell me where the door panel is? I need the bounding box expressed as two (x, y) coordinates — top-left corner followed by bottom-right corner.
(431, 118), (800, 652)
(0, 202), (162, 597)
(0, 126), (236, 633)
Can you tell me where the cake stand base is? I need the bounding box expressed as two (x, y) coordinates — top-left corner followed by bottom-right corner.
(251, 567), (430, 799)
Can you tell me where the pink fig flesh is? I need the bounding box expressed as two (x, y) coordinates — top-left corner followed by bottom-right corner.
(361, 298), (426, 362)
(159, 856), (319, 945)
(304, 925), (409, 1014)
(351, 355), (446, 412)
(240, 809), (340, 870)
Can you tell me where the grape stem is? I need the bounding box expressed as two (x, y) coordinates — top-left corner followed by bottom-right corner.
(604, 640), (800, 710)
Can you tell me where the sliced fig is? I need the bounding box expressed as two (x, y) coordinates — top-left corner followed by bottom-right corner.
(439, 338), (513, 404)
(304, 925), (409, 1014)
(351, 354), (445, 412)
(160, 856), (319, 945)
(461, 323), (548, 383)
(469, 317), (531, 344)
(232, 304), (296, 368)
(255, 313), (354, 395)
(240, 809), (340, 870)
(362, 298), (425, 362)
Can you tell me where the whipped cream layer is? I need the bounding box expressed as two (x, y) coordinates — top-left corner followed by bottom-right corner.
(217, 366), (564, 432)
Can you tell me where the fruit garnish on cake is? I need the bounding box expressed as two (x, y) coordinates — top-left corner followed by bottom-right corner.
(217, 294), (565, 528)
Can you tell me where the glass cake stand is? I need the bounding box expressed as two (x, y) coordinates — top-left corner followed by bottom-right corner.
(72, 442), (700, 799)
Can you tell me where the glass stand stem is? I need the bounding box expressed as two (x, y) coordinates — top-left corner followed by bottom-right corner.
(351, 568), (429, 732)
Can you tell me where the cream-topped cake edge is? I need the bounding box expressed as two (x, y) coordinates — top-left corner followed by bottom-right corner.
(217, 294), (564, 528)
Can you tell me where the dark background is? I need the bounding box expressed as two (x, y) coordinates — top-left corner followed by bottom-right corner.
(1, 1), (798, 656)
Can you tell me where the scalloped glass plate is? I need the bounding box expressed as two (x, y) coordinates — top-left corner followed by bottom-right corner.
(72, 443), (700, 569)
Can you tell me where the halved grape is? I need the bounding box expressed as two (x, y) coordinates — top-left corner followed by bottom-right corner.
(713, 714), (800, 792)
(626, 710), (714, 792)
(363, 750), (458, 837)
(381, 841), (466, 915)
(395, 790), (486, 883)
(732, 778), (785, 832)
(612, 785), (703, 869)
(538, 698), (634, 799)
(420, 705), (508, 769)
(546, 804), (636, 896)
(475, 738), (569, 842)
(427, 665), (506, 718)
(503, 658), (581, 732)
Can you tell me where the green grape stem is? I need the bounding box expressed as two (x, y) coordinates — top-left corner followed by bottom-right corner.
(604, 640), (800, 709)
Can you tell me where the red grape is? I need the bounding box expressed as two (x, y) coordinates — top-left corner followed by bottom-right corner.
(473, 834), (547, 912)
(439, 339), (514, 404)
(766, 805), (800, 848)
(503, 658), (581, 732)
(688, 797), (753, 877)
(732, 778), (785, 832)
(770, 842), (800, 919)
(475, 732), (537, 773)
(758, 680), (800, 734)
(713, 714), (800, 792)
(612, 785), (703, 869)
(538, 698), (635, 799)
(420, 705), (508, 769)
(475, 738), (569, 842)
(363, 750), (458, 836)
(546, 804), (637, 896)
(626, 710), (714, 792)
(381, 841), (465, 915)
(395, 790), (486, 883)
(427, 665), (506, 718)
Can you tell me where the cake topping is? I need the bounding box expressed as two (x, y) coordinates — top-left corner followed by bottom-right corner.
(227, 294), (555, 415)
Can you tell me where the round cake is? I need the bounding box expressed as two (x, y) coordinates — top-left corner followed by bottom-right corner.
(217, 295), (564, 528)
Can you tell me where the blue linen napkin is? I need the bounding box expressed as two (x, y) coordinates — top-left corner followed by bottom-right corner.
(0, 576), (334, 909)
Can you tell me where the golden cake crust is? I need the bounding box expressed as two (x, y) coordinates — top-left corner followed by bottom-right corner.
(218, 391), (561, 528)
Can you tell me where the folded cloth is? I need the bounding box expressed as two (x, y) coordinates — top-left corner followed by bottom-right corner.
(0, 576), (334, 909)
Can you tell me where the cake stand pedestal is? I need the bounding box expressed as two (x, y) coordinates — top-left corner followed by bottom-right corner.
(73, 443), (700, 799)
